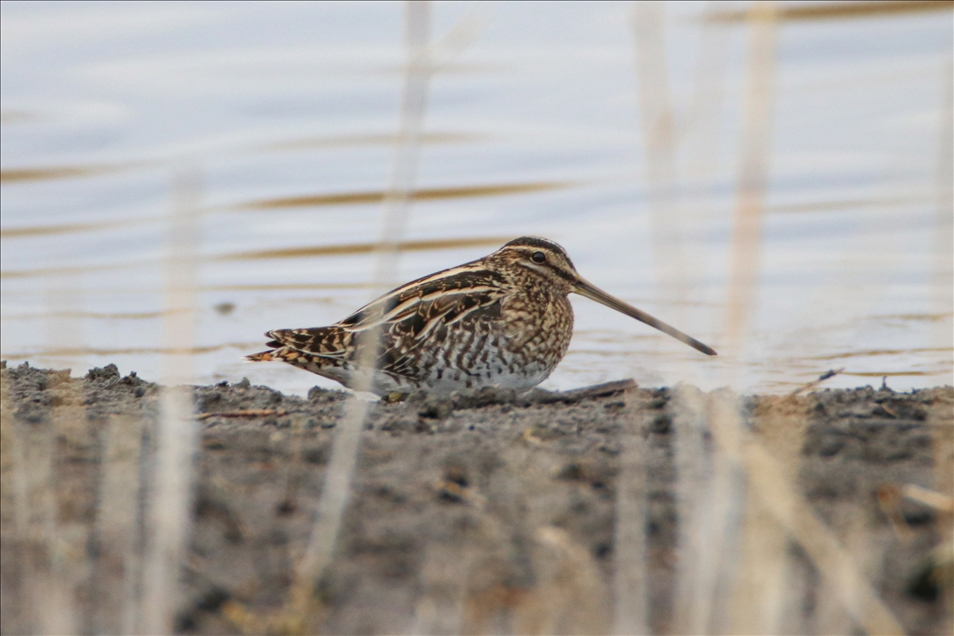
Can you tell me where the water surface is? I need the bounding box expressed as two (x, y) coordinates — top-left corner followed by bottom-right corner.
(2, 1), (952, 395)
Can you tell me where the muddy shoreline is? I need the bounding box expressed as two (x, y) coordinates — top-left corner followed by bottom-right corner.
(1, 362), (951, 635)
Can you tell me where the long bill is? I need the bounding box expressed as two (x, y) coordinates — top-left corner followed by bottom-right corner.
(572, 278), (717, 356)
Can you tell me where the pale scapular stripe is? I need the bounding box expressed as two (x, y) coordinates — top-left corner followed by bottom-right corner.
(342, 282), (503, 331)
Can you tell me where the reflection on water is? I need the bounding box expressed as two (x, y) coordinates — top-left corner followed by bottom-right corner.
(0, 235), (519, 277)
(0, 218), (133, 238)
(258, 131), (487, 152)
(218, 235), (521, 261)
(706, 0), (953, 22)
(231, 181), (571, 211)
(1, 343), (258, 360)
(0, 164), (124, 183)
(3, 310), (178, 320)
(805, 346), (953, 361)
(1, 1), (951, 395)
(0, 133), (486, 184)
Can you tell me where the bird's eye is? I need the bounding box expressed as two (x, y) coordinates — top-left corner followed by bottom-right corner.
(531, 251), (546, 264)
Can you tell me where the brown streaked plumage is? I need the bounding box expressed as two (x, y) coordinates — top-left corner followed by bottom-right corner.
(247, 236), (716, 396)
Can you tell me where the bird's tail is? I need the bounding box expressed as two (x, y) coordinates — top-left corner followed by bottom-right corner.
(246, 350), (278, 362)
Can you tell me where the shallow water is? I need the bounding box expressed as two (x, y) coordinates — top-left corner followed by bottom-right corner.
(2, 1), (952, 396)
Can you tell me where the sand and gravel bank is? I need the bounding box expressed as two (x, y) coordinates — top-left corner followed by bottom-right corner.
(1, 362), (951, 635)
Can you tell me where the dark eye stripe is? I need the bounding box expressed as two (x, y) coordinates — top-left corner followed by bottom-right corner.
(517, 253), (577, 283)
(549, 266), (577, 283)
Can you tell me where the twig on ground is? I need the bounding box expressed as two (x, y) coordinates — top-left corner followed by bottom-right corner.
(786, 368), (845, 397)
(195, 409), (288, 420)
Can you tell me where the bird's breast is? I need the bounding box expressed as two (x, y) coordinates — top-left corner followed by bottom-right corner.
(499, 290), (574, 362)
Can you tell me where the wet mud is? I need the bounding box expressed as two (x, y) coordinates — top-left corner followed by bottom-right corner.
(1, 362), (951, 635)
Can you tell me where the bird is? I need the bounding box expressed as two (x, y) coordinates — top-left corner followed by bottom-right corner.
(247, 236), (716, 397)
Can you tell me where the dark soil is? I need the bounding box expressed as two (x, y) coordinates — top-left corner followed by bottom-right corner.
(1, 362), (951, 635)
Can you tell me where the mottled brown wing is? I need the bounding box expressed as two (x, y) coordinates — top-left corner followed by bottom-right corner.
(340, 267), (508, 378)
(379, 282), (506, 379)
(261, 266), (508, 381)
(338, 266), (507, 330)
(264, 325), (353, 358)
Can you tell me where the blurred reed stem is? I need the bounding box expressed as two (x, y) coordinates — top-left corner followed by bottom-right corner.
(633, 2), (688, 318)
(930, 56), (953, 355)
(288, 1), (433, 624)
(722, 1), (778, 365)
(140, 167), (201, 634)
(671, 386), (747, 634)
(611, 391), (649, 635)
(2, 375), (77, 635)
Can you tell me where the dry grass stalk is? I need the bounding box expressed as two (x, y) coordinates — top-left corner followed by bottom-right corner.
(671, 385), (747, 634)
(725, 393), (905, 634)
(140, 168), (201, 633)
(722, 1), (778, 361)
(633, 2), (688, 319)
(94, 414), (145, 634)
(930, 57), (954, 353)
(611, 390), (650, 635)
(284, 2), (434, 630)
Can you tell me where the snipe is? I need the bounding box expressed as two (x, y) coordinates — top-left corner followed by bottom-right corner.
(247, 237), (716, 396)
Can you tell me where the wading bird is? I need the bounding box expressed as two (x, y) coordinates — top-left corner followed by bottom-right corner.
(248, 237), (716, 396)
